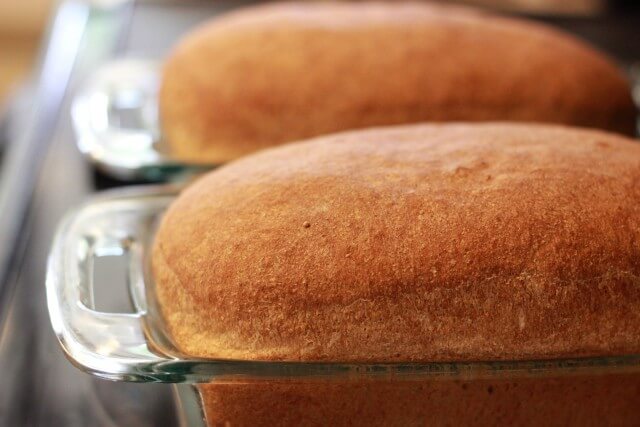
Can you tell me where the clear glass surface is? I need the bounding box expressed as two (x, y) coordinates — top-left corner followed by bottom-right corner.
(173, 385), (206, 427)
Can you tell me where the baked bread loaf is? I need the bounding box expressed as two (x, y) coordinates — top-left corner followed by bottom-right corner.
(152, 122), (640, 362)
(199, 373), (640, 426)
(160, 2), (636, 164)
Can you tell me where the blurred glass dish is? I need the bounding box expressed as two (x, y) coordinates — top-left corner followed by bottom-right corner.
(46, 186), (640, 425)
(71, 59), (208, 181)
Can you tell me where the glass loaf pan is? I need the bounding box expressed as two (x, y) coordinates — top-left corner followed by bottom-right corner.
(71, 60), (209, 181)
(46, 186), (640, 426)
(72, 59), (640, 182)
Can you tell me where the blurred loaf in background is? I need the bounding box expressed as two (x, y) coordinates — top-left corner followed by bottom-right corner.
(160, 1), (636, 164)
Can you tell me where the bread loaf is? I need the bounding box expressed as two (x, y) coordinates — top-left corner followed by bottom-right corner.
(160, 2), (636, 164)
(198, 373), (640, 426)
(152, 123), (640, 362)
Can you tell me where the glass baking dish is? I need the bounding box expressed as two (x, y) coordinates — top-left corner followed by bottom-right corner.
(46, 186), (640, 426)
(71, 59), (210, 181)
(72, 59), (640, 183)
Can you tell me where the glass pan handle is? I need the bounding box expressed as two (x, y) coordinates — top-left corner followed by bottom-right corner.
(46, 189), (178, 381)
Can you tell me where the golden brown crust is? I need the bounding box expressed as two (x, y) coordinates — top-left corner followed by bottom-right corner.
(159, 2), (636, 164)
(198, 373), (640, 426)
(153, 122), (640, 362)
